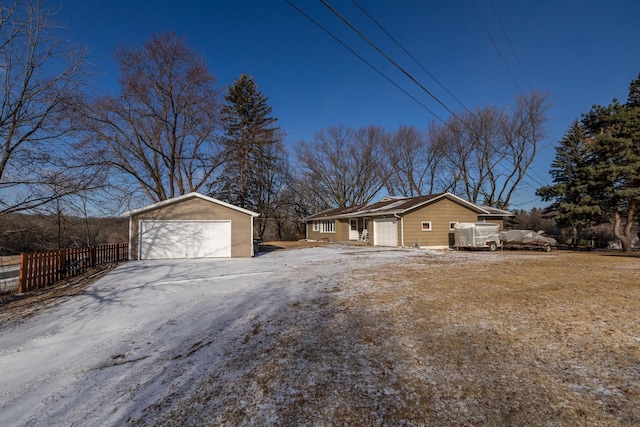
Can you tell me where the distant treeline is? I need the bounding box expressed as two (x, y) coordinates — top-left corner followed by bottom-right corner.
(0, 214), (128, 255)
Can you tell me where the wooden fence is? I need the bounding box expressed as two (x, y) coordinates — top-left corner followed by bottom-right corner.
(18, 243), (128, 293)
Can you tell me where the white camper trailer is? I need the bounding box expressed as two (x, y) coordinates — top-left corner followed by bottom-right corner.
(454, 222), (502, 251)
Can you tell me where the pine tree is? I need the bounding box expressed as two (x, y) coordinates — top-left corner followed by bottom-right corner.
(212, 74), (287, 239)
(536, 120), (596, 244)
(538, 74), (640, 252)
(580, 77), (640, 252)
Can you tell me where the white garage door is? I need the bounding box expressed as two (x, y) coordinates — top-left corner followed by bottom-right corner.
(373, 218), (398, 247)
(139, 220), (231, 259)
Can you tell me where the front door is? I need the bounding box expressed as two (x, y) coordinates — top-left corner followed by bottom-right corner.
(349, 218), (359, 240)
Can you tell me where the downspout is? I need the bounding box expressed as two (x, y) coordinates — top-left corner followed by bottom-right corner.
(394, 213), (404, 247)
(127, 215), (132, 260)
(251, 215), (255, 257)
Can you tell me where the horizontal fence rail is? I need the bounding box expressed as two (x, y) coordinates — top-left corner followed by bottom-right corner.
(18, 243), (128, 294)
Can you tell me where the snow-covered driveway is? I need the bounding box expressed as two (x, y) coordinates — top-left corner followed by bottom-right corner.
(0, 245), (417, 426)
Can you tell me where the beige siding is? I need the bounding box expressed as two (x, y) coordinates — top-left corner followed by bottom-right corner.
(130, 197), (253, 259)
(480, 217), (505, 229)
(403, 198), (478, 248)
(336, 219), (350, 241)
(306, 218), (360, 242)
(306, 219), (337, 241)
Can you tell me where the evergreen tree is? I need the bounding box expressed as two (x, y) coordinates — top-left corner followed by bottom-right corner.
(212, 74), (286, 239)
(538, 74), (640, 252)
(536, 120), (596, 230)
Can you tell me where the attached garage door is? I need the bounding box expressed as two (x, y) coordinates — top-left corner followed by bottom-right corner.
(139, 220), (231, 259)
(373, 218), (398, 247)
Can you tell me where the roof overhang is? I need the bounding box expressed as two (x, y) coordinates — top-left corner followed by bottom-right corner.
(121, 192), (260, 217)
(304, 192), (504, 221)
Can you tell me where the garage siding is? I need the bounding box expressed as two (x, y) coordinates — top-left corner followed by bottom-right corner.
(129, 197), (253, 259)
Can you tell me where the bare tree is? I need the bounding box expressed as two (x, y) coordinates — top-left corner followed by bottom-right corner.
(383, 124), (449, 197)
(0, 0), (90, 214)
(78, 32), (224, 204)
(431, 91), (550, 208)
(295, 125), (388, 208)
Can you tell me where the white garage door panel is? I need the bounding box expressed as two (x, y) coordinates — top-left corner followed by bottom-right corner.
(140, 220), (231, 259)
(373, 218), (398, 247)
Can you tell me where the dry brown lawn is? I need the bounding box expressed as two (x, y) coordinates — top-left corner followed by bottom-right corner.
(3, 247), (640, 425)
(335, 251), (640, 425)
(161, 249), (640, 426)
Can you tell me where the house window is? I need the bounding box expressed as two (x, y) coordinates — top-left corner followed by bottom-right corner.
(312, 221), (318, 231)
(320, 220), (335, 233)
(449, 221), (458, 230)
(421, 221), (432, 231)
(363, 218), (369, 230)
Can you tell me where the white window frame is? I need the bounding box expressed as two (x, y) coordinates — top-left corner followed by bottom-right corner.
(312, 221), (318, 231)
(449, 221), (458, 230)
(320, 220), (335, 233)
(421, 221), (432, 232)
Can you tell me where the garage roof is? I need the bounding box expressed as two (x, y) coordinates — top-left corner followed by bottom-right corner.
(121, 192), (260, 217)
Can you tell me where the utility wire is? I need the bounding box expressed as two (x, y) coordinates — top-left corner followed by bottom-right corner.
(283, 0), (445, 122)
(469, 0), (523, 93)
(287, 0), (547, 206)
(321, 0), (544, 192)
(351, 0), (471, 114)
(320, 0), (463, 124)
(488, 0), (533, 90)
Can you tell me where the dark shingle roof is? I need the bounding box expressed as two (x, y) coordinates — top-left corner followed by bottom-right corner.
(305, 192), (510, 221)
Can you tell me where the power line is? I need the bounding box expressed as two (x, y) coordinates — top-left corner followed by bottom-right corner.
(283, 0), (445, 122)
(469, 0), (523, 93)
(320, 0), (463, 123)
(488, 0), (533, 90)
(351, 0), (471, 114)
(287, 0), (548, 205)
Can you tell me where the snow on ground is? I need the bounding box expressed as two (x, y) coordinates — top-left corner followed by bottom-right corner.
(0, 245), (462, 426)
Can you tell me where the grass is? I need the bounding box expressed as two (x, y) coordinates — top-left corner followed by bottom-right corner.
(161, 250), (640, 426)
(4, 246), (639, 425)
(338, 251), (640, 425)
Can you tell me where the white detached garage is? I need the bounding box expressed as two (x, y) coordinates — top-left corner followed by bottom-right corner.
(123, 193), (259, 260)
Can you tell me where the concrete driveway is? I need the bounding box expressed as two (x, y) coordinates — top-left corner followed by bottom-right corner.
(0, 245), (417, 426)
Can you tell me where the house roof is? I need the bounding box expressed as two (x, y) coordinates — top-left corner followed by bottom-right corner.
(121, 192), (260, 217)
(304, 192), (513, 221)
(476, 205), (514, 216)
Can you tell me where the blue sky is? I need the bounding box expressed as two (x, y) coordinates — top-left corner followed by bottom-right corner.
(54, 0), (640, 210)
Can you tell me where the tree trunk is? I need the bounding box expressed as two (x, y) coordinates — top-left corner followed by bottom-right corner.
(612, 208), (635, 253)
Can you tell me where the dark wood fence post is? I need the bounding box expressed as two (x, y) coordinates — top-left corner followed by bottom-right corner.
(90, 246), (97, 268)
(18, 253), (27, 293)
(58, 249), (66, 281)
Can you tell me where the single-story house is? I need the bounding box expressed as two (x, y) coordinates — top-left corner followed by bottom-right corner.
(304, 192), (512, 249)
(123, 192), (259, 260)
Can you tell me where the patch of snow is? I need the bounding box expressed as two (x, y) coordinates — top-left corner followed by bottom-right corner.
(0, 245), (427, 425)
